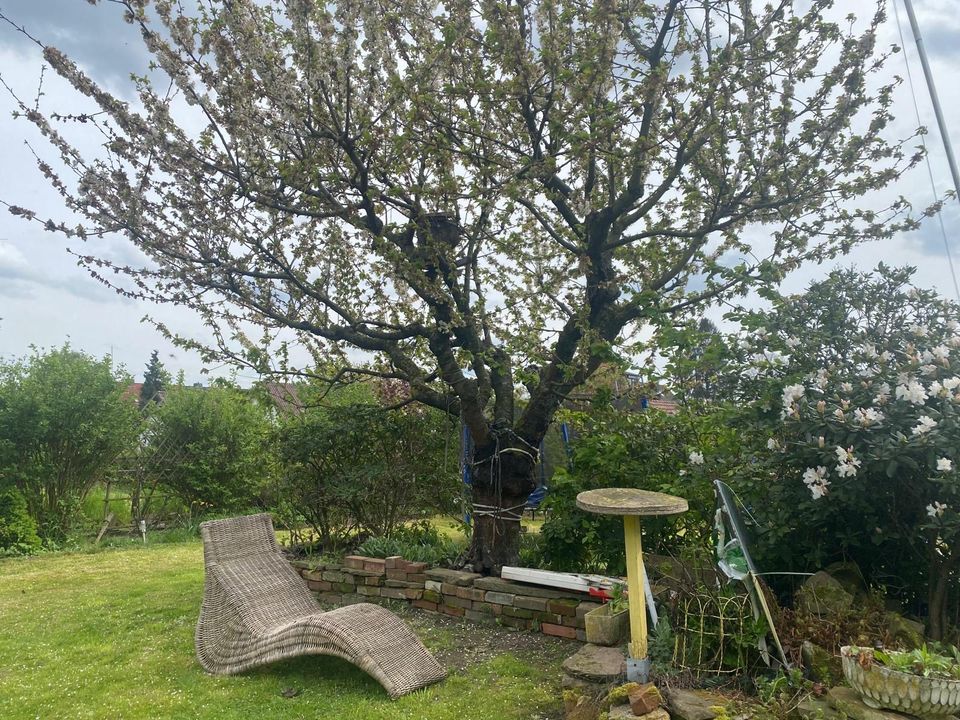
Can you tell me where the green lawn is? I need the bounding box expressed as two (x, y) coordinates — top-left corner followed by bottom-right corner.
(0, 542), (565, 720)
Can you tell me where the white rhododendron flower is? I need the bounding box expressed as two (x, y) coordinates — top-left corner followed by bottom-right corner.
(929, 380), (944, 397)
(909, 324), (929, 337)
(853, 407), (883, 426)
(689, 451), (704, 465)
(936, 457), (953, 472)
(943, 377), (960, 390)
(860, 343), (878, 359)
(932, 344), (950, 361)
(895, 380), (927, 405)
(927, 501), (948, 518)
(834, 446), (861, 477)
(767, 438), (779, 450)
(802, 466), (830, 499)
(840, 382), (853, 393)
(920, 364), (938, 376)
(781, 384), (805, 413)
(874, 382), (891, 404)
(912, 415), (937, 435)
(879, 351), (893, 363)
(785, 336), (801, 349)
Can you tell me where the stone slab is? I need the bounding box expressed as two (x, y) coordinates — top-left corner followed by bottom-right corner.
(664, 689), (724, 720)
(425, 567), (481, 586)
(562, 644), (627, 683)
(474, 576), (587, 600)
(826, 687), (918, 720)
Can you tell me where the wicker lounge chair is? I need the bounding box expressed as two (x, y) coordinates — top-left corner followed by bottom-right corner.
(195, 513), (446, 698)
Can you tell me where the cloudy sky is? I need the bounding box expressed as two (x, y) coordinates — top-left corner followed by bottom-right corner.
(0, 1), (958, 384)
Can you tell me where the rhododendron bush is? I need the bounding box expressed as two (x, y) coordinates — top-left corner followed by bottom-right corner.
(725, 265), (959, 638)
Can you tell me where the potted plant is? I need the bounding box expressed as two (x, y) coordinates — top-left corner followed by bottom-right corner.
(841, 645), (960, 719)
(585, 583), (629, 646)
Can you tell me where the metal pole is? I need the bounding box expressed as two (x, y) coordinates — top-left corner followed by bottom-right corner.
(901, 0), (960, 202)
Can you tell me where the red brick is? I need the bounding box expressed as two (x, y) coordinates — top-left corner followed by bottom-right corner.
(402, 588), (423, 600)
(400, 560), (429, 573)
(364, 575), (383, 586)
(456, 586), (486, 601)
(413, 600), (438, 612)
(406, 573), (428, 584)
(343, 555), (365, 569)
(384, 555), (402, 569)
(440, 604), (465, 617)
(386, 569), (408, 581)
(362, 558), (386, 572)
(542, 623), (577, 639)
(305, 579), (332, 592)
(547, 598), (579, 617)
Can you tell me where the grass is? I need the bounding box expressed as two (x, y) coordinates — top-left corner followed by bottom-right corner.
(0, 541), (564, 720)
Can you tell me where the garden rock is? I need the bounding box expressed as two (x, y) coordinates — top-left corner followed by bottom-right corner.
(801, 640), (841, 685)
(796, 571), (854, 617)
(826, 687), (914, 720)
(564, 692), (600, 720)
(629, 684), (663, 716)
(562, 644), (626, 684)
(824, 561), (868, 598)
(881, 612), (925, 649)
(663, 689), (724, 720)
(790, 696), (842, 720)
(607, 706), (670, 720)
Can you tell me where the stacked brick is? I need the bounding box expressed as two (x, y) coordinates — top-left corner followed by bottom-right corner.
(289, 555), (602, 642)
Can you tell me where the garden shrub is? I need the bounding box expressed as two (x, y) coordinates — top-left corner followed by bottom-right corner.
(539, 401), (736, 574)
(0, 488), (42, 555)
(720, 265), (960, 638)
(146, 382), (274, 514)
(273, 399), (460, 550)
(0, 346), (141, 540)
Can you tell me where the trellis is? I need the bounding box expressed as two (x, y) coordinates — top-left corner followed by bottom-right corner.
(670, 587), (764, 678)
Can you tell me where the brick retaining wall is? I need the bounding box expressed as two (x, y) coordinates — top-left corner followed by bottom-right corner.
(289, 555), (600, 641)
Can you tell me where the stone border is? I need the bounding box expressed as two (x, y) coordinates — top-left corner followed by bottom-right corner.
(289, 555), (600, 641)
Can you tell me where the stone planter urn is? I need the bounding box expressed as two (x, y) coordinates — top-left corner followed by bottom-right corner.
(841, 646), (960, 719)
(585, 604), (629, 647)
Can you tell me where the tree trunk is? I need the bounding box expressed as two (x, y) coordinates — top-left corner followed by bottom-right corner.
(462, 435), (538, 574)
(927, 552), (957, 641)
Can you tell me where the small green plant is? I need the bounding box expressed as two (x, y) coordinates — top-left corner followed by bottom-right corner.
(608, 582), (628, 613)
(0, 488), (41, 555)
(872, 645), (960, 680)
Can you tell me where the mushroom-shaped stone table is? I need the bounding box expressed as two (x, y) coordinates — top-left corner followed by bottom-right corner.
(576, 488), (688, 682)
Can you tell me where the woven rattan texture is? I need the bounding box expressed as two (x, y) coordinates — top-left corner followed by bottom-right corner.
(195, 513), (446, 698)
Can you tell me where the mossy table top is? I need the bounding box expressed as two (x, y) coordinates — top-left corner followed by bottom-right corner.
(575, 488), (688, 517)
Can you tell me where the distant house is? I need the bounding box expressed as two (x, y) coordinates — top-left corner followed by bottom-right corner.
(565, 364), (678, 415)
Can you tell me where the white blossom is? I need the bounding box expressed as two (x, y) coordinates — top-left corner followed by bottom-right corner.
(840, 382), (853, 393)
(912, 415), (937, 436)
(879, 351), (893, 363)
(802, 466), (830, 499)
(781, 384), (805, 415)
(834, 446), (862, 477)
(929, 380), (945, 398)
(874, 382), (891, 404)
(927, 501), (948, 518)
(689, 451), (704, 465)
(936, 457), (953, 472)
(767, 438), (779, 450)
(909, 324), (929, 337)
(895, 380), (927, 405)
(853, 407), (883, 426)
(920, 364), (938, 376)
(785, 336), (801, 349)
(932, 344), (951, 361)
(943, 377), (960, 391)
(859, 343), (878, 359)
